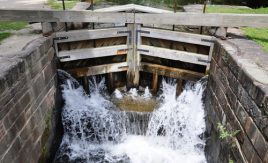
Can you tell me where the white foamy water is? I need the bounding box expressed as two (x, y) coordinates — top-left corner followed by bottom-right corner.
(54, 71), (207, 163)
(114, 89), (123, 99)
(129, 88), (139, 98)
(143, 86), (152, 99)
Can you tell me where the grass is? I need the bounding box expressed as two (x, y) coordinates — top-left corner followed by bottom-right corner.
(0, 22), (28, 42)
(207, 6), (268, 14)
(0, 32), (12, 42)
(0, 22), (28, 31)
(47, 0), (79, 10)
(244, 28), (268, 52)
(207, 6), (268, 53)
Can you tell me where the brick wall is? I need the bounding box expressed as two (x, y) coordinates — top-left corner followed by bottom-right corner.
(0, 36), (62, 163)
(205, 37), (268, 163)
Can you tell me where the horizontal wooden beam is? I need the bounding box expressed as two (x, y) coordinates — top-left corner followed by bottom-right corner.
(1, 9), (268, 27)
(58, 45), (128, 62)
(0, 9), (134, 23)
(68, 62), (128, 77)
(94, 4), (172, 13)
(140, 62), (205, 81)
(135, 13), (268, 27)
(139, 45), (209, 66)
(55, 27), (128, 43)
(141, 27), (214, 46)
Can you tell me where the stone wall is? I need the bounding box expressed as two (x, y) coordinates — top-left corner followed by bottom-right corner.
(0, 36), (62, 163)
(205, 35), (268, 163)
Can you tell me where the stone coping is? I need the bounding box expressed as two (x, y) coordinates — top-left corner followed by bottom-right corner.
(216, 33), (268, 113)
(0, 35), (54, 97)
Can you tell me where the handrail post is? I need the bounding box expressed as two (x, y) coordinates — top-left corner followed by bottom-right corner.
(41, 22), (53, 37)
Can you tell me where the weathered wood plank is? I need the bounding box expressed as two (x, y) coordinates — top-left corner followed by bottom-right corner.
(1, 10), (268, 27)
(68, 2), (91, 30)
(139, 45), (209, 66)
(126, 24), (133, 88)
(55, 27), (128, 43)
(141, 27), (214, 46)
(140, 62), (205, 81)
(0, 9), (134, 23)
(133, 24), (142, 87)
(58, 45), (128, 62)
(206, 42), (214, 72)
(94, 4), (172, 13)
(69, 62), (128, 77)
(135, 13), (268, 27)
(126, 23), (141, 88)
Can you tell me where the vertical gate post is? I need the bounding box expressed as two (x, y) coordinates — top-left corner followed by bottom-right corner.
(151, 73), (159, 94)
(107, 73), (114, 93)
(82, 76), (89, 94)
(206, 41), (214, 73)
(126, 23), (141, 89)
(126, 23), (134, 89)
(176, 79), (183, 97)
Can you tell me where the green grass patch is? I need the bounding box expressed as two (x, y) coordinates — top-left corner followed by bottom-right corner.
(244, 28), (268, 52)
(207, 6), (268, 14)
(0, 22), (27, 31)
(0, 32), (12, 42)
(47, 0), (78, 10)
(0, 22), (27, 42)
(207, 6), (268, 53)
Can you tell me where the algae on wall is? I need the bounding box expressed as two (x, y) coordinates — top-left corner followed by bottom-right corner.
(39, 88), (64, 163)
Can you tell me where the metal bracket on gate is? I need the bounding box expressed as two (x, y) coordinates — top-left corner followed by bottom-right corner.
(118, 65), (129, 69)
(58, 56), (70, 60)
(117, 30), (132, 44)
(137, 49), (149, 53)
(136, 30), (150, 34)
(201, 38), (214, 43)
(53, 36), (69, 41)
(198, 58), (210, 64)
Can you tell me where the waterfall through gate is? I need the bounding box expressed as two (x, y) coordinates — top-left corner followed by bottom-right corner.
(54, 70), (207, 163)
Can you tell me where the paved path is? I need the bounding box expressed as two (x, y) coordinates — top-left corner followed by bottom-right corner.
(0, 0), (48, 9)
(0, 24), (43, 54)
(0, 0), (50, 54)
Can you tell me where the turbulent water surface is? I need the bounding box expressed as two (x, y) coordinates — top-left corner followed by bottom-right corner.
(54, 72), (207, 163)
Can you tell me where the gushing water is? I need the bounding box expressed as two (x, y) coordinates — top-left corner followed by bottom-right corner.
(54, 71), (207, 163)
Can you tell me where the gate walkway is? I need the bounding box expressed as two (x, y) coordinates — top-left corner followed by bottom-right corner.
(1, 4), (268, 89)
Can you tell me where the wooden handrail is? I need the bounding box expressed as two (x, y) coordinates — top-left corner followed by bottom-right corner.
(0, 9), (268, 27)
